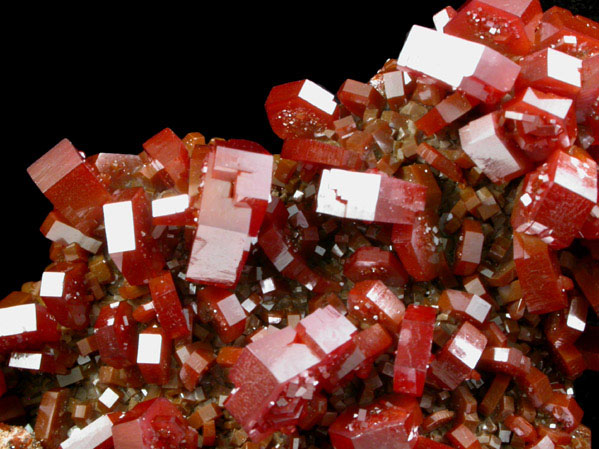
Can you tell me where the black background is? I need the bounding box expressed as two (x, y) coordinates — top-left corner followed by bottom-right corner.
(3, 0), (599, 438)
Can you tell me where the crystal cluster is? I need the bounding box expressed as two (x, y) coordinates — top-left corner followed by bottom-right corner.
(0, 1), (597, 449)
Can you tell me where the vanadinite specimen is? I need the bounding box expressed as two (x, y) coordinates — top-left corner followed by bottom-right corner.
(2, 1), (599, 448)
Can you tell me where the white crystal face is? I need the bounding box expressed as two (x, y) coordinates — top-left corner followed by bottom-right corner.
(433, 7), (453, 31)
(217, 294), (246, 327)
(398, 25), (484, 89)
(9, 352), (42, 370)
(60, 415), (114, 449)
(521, 88), (573, 119)
(152, 194), (189, 217)
(298, 79), (337, 115)
(103, 200), (136, 253)
(451, 332), (485, 369)
(316, 169), (381, 221)
(137, 333), (163, 364)
(465, 295), (492, 324)
(45, 220), (102, 253)
(546, 48), (582, 87)
(40, 271), (66, 297)
(98, 387), (120, 409)
(0, 304), (38, 337)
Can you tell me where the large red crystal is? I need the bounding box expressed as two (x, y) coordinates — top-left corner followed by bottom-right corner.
(329, 395), (422, 449)
(393, 305), (436, 396)
(197, 286), (247, 344)
(347, 280), (406, 334)
(428, 322), (487, 390)
(443, 0), (542, 56)
(27, 139), (113, 234)
(513, 232), (568, 314)
(0, 304), (61, 353)
(265, 79), (338, 140)
(343, 246), (409, 287)
(111, 398), (198, 449)
(94, 302), (138, 369)
(142, 128), (190, 193)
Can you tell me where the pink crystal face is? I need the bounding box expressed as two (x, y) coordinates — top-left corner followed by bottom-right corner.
(316, 168), (427, 224)
(329, 395), (423, 449)
(511, 150), (597, 249)
(337, 79), (386, 117)
(393, 305), (436, 396)
(459, 112), (531, 184)
(27, 139), (113, 235)
(59, 414), (116, 449)
(428, 322), (488, 390)
(186, 142), (273, 288)
(397, 25), (520, 104)
(265, 79), (338, 140)
(503, 87), (578, 161)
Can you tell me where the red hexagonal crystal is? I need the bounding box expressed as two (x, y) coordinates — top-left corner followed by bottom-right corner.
(343, 246), (409, 287)
(503, 87), (578, 162)
(513, 232), (568, 314)
(142, 128), (190, 193)
(516, 48), (583, 99)
(149, 271), (190, 340)
(453, 219), (484, 276)
(329, 395), (422, 449)
(443, 0), (542, 56)
(515, 366), (553, 408)
(416, 92), (480, 136)
(197, 286), (247, 344)
(34, 388), (70, 449)
(347, 280), (406, 334)
(136, 326), (171, 386)
(437, 290), (491, 326)
(111, 398), (198, 449)
(535, 7), (599, 60)
(542, 392), (583, 431)
(393, 305), (436, 396)
(103, 187), (165, 286)
(40, 261), (91, 331)
(94, 302), (138, 369)
(177, 342), (215, 391)
(265, 79), (338, 140)
(459, 111), (531, 184)
(27, 139), (113, 235)
(392, 211), (441, 281)
(281, 138), (363, 171)
(428, 322), (487, 390)
(316, 168), (427, 224)
(478, 346), (531, 377)
(337, 79), (386, 117)
(0, 304), (61, 353)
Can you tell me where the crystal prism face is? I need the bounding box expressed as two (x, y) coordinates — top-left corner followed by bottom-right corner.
(517, 48), (582, 98)
(511, 150), (597, 249)
(41, 211), (102, 254)
(59, 414), (115, 449)
(503, 87), (577, 161)
(316, 168), (426, 224)
(393, 305), (436, 396)
(27, 139), (113, 234)
(266, 79), (338, 140)
(186, 142), (273, 288)
(142, 128), (190, 193)
(397, 25), (520, 103)
(459, 112), (531, 184)
(329, 395), (422, 449)
(443, 0), (543, 56)
(281, 139), (363, 171)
